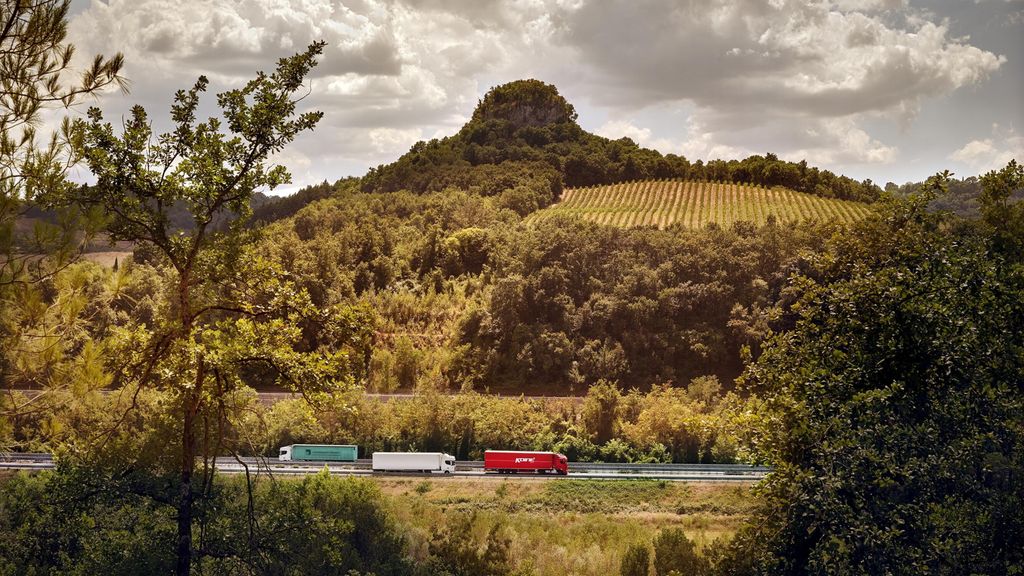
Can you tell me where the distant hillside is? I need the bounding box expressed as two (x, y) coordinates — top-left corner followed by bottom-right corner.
(248, 80), (884, 227)
(530, 180), (872, 229)
(359, 79), (882, 208)
(887, 175), (1024, 218)
(251, 178), (359, 224)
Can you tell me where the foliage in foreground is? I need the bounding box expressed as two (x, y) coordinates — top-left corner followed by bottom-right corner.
(717, 166), (1024, 575)
(36, 40), (374, 576)
(1, 0), (124, 426)
(0, 468), (410, 575)
(0, 467), (737, 576)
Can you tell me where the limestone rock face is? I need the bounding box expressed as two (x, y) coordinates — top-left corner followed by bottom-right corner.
(471, 79), (578, 128)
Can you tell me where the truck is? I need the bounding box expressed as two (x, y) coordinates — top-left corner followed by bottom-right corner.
(371, 452), (457, 474)
(279, 444), (358, 462)
(484, 450), (569, 475)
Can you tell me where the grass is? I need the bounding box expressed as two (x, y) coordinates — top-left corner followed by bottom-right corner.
(374, 477), (757, 576)
(531, 179), (872, 229)
(81, 251), (132, 267)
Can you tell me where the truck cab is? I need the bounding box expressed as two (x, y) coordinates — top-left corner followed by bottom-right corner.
(442, 455), (456, 474)
(279, 446), (292, 461)
(555, 453), (568, 475)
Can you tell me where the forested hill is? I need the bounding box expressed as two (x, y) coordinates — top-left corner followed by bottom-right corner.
(255, 79), (881, 224)
(360, 80), (882, 204)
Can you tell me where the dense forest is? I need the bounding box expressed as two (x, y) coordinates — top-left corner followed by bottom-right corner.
(255, 189), (833, 392)
(216, 81), (894, 393)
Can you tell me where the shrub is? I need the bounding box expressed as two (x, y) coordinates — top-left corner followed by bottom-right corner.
(621, 542), (651, 576)
(653, 528), (708, 576)
(427, 512), (515, 576)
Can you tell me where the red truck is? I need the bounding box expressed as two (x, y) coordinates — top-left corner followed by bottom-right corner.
(484, 450), (569, 475)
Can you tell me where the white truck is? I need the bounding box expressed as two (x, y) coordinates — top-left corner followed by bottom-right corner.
(371, 452), (456, 474)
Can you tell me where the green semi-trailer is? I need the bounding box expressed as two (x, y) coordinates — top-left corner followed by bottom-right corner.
(279, 444), (358, 462)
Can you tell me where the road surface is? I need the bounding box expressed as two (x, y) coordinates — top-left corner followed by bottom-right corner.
(1, 453), (769, 483)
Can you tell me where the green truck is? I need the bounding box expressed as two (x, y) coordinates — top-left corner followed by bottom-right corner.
(279, 444), (358, 462)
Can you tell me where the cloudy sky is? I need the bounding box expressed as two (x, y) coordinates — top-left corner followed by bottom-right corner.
(67, 0), (1023, 193)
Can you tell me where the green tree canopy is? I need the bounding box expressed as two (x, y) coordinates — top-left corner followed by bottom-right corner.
(53, 41), (374, 576)
(721, 171), (1024, 574)
(0, 0), (125, 281)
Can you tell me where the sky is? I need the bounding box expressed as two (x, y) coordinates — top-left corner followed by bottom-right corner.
(66, 0), (1023, 194)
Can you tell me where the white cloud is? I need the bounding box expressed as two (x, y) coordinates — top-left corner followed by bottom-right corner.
(368, 127), (423, 154)
(595, 120), (677, 153)
(949, 125), (1024, 173)
(558, 0), (1004, 120)
(66, 0), (561, 190)
(596, 118), (752, 162)
(62, 0), (1017, 189)
(830, 0), (906, 11)
(788, 117), (898, 165)
(675, 118), (753, 161)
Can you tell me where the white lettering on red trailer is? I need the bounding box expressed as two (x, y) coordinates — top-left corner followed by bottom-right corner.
(514, 457), (536, 464)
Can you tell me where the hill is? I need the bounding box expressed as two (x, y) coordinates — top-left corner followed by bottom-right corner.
(530, 180), (872, 229)
(359, 80), (881, 202)
(251, 79), (882, 226)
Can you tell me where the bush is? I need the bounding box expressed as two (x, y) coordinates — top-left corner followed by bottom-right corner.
(621, 542), (651, 576)
(0, 467), (412, 575)
(653, 528), (708, 576)
(427, 512), (515, 576)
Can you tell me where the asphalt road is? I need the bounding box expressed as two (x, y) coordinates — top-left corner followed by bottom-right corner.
(1, 453), (769, 483)
(7, 389), (584, 406)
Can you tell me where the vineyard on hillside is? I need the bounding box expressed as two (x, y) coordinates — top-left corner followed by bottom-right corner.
(529, 180), (873, 229)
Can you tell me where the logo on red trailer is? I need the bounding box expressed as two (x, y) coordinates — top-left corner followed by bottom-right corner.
(514, 457), (536, 464)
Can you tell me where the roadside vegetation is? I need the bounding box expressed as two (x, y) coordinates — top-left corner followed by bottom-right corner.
(0, 468), (752, 576)
(5, 378), (760, 464)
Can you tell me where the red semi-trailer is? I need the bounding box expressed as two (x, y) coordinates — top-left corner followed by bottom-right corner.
(484, 450), (569, 475)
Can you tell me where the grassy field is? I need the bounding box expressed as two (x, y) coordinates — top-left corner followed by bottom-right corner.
(377, 477), (756, 576)
(81, 251), (132, 267)
(529, 180), (872, 229)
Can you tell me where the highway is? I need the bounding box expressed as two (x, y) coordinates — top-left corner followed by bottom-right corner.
(8, 389), (584, 406)
(1, 453), (769, 482)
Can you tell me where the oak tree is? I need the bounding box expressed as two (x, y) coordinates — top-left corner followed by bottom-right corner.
(64, 42), (373, 575)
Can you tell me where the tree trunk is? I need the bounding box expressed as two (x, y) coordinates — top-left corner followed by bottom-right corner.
(176, 275), (198, 576)
(176, 393), (195, 576)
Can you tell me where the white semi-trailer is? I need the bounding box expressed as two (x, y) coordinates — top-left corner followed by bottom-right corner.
(371, 452), (456, 474)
